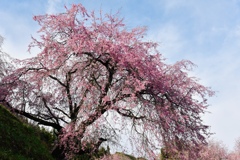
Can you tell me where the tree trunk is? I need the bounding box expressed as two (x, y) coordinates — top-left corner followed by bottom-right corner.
(52, 143), (66, 160)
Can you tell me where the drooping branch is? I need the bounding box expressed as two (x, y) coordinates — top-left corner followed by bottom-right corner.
(42, 97), (61, 125)
(116, 108), (145, 120)
(49, 75), (66, 87)
(53, 107), (71, 119)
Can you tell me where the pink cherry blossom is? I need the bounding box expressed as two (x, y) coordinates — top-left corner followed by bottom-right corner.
(0, 4), (214, 159)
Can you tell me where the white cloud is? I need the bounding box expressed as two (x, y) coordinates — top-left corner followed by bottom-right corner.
(47, 0), (63, 14)
(147, 24), (188, 64)
(192, 25), (240, 150)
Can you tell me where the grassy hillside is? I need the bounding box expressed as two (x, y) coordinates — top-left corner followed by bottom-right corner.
(0, 104), (54, 160)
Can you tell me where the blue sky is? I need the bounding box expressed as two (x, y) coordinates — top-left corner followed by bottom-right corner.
(1, 0), (240, 152)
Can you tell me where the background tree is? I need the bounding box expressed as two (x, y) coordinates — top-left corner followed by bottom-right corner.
(198, 139), (228, 160)
(233, 137), (240, 154)
(1, 4), (214, 159)
(228, 137), (240, 160)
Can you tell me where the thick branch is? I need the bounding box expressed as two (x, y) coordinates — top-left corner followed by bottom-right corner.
(3, 101), (62, 132)
(74, 88), (89, 115)
(92, 138), (107, 153)
(78, 106), (108, 137)
(66, 71), (74, 120)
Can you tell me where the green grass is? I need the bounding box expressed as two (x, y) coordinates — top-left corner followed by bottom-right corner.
(0, 105), (54, 160)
